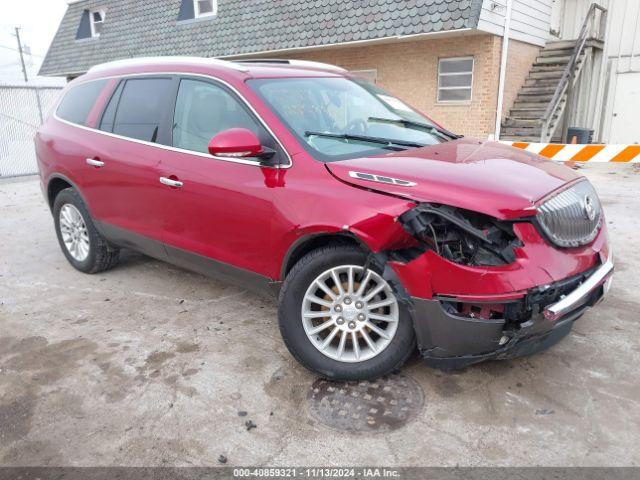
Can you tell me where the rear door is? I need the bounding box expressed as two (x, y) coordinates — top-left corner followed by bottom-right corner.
(158, 76), (283, 280)
(81, 76), (176, 257)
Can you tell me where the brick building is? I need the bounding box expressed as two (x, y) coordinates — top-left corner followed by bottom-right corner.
(41, 0), (558, 140)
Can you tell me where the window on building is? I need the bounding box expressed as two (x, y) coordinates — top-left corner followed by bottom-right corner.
(56, 80), (108, 126)
(177, 0), (217, 21)
(108, 78), (173, 142)
(194, 0), (217, 18)
(173, 79), (260, 154)
(90, 10), (106, 37)
(437, 57), (474, 103)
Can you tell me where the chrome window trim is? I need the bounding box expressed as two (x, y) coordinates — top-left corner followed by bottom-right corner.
(52, 71), (292, 169)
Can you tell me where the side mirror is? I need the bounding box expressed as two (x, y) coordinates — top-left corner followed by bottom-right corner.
(208, 128), (275, 161)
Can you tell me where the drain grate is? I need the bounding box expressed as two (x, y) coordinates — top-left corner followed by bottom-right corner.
(307, 373), (424, 433)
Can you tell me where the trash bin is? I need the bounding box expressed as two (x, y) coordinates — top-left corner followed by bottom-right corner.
(567, 127), (593, 144)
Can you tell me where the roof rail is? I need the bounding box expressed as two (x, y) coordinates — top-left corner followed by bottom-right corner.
(87, 56), (249, 74)
(233, 59), (347, 72)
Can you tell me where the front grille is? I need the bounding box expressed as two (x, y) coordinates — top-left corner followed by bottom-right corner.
(536, 180), (602, 248)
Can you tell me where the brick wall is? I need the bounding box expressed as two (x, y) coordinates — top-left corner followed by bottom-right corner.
(252, 34), (540, 140)
(282, 33), (504, 139)
(501, 39), (541, 119)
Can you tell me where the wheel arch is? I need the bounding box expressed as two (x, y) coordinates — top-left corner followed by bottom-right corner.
(46, 174), (91, 213)
(280, 232), (371, 281)
(47, 176), (73, 210)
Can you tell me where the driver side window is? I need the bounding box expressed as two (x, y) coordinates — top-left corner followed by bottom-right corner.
(172, 79), (260, 154)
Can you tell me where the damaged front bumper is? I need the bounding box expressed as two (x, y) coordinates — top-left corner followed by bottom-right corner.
(407, 250), (614, 370)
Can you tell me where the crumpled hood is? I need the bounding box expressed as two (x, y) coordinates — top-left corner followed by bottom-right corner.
(325, 139), (581, 219)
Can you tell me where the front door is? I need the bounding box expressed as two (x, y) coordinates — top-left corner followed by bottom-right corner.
(158, 77), (284, 282)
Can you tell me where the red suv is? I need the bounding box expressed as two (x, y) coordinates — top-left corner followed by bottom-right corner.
(36, 57), (613, 380)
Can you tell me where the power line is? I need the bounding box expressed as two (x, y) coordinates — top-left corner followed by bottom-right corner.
(0, 43), (44, 58)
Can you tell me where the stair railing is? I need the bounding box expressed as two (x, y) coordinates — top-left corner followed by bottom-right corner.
(539, 3), (607, 142)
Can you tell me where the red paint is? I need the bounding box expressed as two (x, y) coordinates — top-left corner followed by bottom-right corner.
(35, 59), (609, 301)
(326, 139), (581, 219)
(208, 128), (264, 157)
(390, 223), (606, 299)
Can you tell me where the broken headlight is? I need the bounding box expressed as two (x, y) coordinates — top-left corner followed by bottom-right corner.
(398, 204), (522, 266)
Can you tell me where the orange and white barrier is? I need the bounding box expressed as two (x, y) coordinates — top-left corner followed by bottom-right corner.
(501, 141), (640, 163)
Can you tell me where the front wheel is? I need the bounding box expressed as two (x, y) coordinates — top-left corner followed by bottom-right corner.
(278, 245), (415, 380)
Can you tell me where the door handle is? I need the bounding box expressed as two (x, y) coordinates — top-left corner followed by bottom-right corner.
(159, 176), (183, 188)
(86, 158), (105, 168)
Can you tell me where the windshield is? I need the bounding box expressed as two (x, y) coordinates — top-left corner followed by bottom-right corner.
(248, 77), (455, 162)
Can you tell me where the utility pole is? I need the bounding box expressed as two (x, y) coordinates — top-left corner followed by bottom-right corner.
(14, 27), (29, 83)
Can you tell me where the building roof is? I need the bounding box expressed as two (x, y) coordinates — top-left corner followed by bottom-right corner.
(40, 0), (484, 77)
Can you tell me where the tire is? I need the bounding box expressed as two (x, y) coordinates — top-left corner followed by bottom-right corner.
(278, 245), (415, 380)
(53, 188), (120, 274)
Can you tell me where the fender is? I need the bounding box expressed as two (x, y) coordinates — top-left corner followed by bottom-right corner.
(278, 230), (371, 281)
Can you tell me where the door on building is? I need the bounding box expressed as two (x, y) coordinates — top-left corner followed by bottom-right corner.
(609, 72), (640, 144)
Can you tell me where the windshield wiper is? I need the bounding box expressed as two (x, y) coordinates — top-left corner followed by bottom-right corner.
(368, 116), (462, 140)
(304, 131), (426, 151)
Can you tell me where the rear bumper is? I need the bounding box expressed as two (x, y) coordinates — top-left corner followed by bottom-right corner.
(409, 251), (614, 370)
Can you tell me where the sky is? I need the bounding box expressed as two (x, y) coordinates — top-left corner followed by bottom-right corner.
(0, 0), (68, 85)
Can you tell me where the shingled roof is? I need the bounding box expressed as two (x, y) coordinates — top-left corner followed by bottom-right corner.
(40, 0), (484, 77)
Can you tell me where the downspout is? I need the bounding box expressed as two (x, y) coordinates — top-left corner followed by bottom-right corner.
(494, 0), (513, 140)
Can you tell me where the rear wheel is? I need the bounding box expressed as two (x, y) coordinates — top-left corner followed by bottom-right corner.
(278, 245), (415, 380)
(53, 188), (120, 274)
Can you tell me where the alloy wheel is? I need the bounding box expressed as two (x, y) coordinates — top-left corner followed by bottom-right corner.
(59, 203), (90, 262)
(301, 265), (399, 363)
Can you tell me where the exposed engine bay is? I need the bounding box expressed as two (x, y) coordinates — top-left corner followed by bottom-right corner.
(398, 203), (523, 267)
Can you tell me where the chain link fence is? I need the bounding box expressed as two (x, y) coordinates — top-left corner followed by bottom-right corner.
(0, 85), (64, 178)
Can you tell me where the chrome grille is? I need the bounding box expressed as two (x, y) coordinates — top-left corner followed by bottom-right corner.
(536, 180), (602, 248)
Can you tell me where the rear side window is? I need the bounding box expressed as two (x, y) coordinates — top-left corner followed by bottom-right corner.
(104, 78), (172, 142)
(56, 80), (107, 125)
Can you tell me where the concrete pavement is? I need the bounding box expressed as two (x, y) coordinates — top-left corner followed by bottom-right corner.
(1, 164), (639, 467)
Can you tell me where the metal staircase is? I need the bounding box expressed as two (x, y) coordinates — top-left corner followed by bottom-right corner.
(501, 3), (607, 143)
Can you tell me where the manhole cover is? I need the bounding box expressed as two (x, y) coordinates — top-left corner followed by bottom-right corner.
(307, 373), (424, 433)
